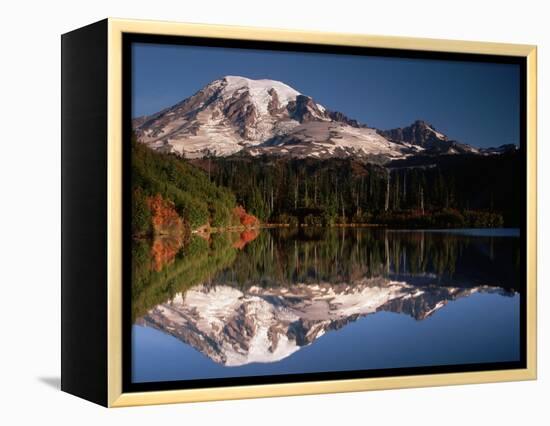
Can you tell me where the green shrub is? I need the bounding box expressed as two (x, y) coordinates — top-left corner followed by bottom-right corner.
(132, 135), (236, 229)
(132, 187), (152, 236)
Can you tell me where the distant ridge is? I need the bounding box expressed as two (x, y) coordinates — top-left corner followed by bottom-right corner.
(134, 76), (517, 161)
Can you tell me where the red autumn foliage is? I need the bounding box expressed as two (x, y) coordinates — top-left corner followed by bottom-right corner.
(232, 228), (260, 250)
(233, 206), (260, 228)
(147, 194), (184, 236)
(150, 236), (184, 272)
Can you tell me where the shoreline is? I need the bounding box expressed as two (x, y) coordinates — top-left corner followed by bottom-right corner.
(190, 223), (518, 234)
(135, 224), (520, 241)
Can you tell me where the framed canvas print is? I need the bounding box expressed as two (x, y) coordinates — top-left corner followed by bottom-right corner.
(61, 18), (537, 407)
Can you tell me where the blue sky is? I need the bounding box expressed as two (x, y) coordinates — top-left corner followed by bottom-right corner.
(132, 43), (520, 149)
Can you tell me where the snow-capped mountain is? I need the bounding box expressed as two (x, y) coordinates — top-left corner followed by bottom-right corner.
(138, 278), (510, 367)
(378, 120), (480, 155)
(133, 76), (515, 161)
(134, 75), (328, 157)
(479, 144), (519, 155)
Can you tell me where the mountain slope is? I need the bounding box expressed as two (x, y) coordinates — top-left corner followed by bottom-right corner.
(133, 76), (415, 161)
(139, 280), (511, 366)
(378, 120), (479, 155)
(135, 76), (328, 157)
(134, 76), (514, 161)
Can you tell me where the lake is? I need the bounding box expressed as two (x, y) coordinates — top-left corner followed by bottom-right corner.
(131, 227), (521, 383)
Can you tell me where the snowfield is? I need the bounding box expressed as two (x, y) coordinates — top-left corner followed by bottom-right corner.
(221, 75), (302, 114)
(133, 75), (512, 161)
(141, 279), (499, 367)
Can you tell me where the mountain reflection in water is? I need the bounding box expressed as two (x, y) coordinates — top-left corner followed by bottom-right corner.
(131, 227), (521, 379)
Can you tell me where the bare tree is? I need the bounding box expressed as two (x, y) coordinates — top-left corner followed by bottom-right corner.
(314, 173), (318, 206)
(403, 170), (407, 207)
(419, 185), (425, 214)
(385, 169), (391, 212)
(394, 171), (400, 210)
(294, 176), (299, 209)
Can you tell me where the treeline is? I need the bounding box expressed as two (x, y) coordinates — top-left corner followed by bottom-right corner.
(201, 152), (521, 227)
(133, 227), (520, 318)
(132, 136), (239, 235)
(132, 135), (521, 230)
(132, 234), (237, 320)
(215, 227), (520, 291)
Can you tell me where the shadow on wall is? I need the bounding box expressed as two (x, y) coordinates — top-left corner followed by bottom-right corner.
(38, 377), (60, 390)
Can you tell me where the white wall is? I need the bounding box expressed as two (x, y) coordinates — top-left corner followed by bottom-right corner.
(1, 0), (546, 424)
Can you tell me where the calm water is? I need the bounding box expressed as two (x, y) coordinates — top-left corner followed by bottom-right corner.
(131, 227), (521, 383)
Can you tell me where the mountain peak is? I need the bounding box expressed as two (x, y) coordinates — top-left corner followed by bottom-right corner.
(222, 75), (298, 90)
(140, 281), (498, 367)
(412, 119), (434, 128)
(133, 77), (495, 161)
(217, 75), (302, 108)
(379, 120), (449, 146)
(377, 120), (484, 156)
